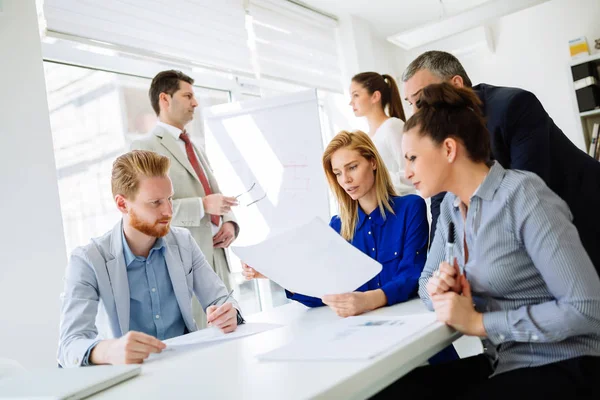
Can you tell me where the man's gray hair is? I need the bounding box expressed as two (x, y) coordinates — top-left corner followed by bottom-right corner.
(401, 51), (473, 88)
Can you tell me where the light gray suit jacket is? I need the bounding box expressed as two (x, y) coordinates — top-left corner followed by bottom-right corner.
(130, 125), (239, 266)
(58, 221), (235, 368)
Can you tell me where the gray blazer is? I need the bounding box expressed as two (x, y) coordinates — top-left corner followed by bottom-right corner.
(130, 125), (239, 265)
(57, 221), (235, 368)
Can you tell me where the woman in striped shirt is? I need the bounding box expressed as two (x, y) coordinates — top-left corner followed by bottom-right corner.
(375, 82), (600, 399)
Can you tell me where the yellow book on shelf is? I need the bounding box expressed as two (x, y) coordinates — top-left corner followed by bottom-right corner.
(569, 36), (590, 59)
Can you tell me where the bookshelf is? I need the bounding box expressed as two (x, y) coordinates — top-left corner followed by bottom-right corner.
(579, 108), (600, 118)
(570, 52), (600, 67)
(582, 116), (600, 155)
(570, 52), (600, 151)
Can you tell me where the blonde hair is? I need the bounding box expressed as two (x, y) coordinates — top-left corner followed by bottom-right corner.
(111, 150), (171, 199)
(322, 130), (396, 241)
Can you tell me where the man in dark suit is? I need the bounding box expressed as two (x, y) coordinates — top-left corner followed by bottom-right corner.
(402, 50), (600, 274)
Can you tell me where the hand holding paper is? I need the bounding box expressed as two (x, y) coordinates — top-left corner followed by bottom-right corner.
(322, 290), (387, 317)
(241, 262), (267, 280)
(232, 218), (382, 298)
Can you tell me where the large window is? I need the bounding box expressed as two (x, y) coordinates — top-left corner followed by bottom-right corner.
(44, 62), (283, 316)
(44, 62), (229, 254)
(43, 61), (346, 317)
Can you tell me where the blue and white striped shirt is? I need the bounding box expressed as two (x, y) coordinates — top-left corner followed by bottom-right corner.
(420, 161), (600, 375)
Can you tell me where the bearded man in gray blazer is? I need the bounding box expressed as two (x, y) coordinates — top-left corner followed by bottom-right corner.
(131, 70), (240, 329)
(58, 151), (242, 367)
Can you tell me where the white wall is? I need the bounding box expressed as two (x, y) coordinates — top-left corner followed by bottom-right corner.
(399, 0), (600, 150)
(337, 14), (403, 80)
(333, 13), (407, 134)
(0, 0), (67, 368)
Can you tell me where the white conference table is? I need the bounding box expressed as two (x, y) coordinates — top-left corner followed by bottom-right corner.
(90, 299), (460, 400)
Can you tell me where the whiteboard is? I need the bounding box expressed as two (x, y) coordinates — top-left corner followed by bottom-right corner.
(204, 90), (330, 246)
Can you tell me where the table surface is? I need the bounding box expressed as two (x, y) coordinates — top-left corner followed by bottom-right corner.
(89, 299), (459, 400)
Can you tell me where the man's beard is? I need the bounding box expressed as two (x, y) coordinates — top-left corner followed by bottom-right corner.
(129, 208), (171, 238)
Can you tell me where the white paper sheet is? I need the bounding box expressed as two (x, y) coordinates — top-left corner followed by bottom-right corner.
(257, 314), (437, 361)
(231, 218), (382, 298)
(163, 323), (282, 349)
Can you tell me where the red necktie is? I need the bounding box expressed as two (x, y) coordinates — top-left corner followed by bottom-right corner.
(179, 131), (220, 226)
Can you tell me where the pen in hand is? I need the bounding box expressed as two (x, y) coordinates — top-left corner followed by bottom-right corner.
(434, 221), (458, 281)
(445, 221), (465, 276)
(207, 289), (234, 325)
(445, 221), (455, 265)
(220, 289), (234, 306)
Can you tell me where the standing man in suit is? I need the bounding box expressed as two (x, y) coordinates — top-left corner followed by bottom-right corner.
(131, 70), (239, 328)
(402, 51), (600, 274)
(58, 150), (242, 367)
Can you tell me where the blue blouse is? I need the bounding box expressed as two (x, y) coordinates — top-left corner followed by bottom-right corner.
(287, 195), (429, 307)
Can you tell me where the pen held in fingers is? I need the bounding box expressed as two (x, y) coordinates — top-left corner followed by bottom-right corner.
(207, 290), (233, 322)
(207, 305), (229, 323)
(213, 313), (236, 328)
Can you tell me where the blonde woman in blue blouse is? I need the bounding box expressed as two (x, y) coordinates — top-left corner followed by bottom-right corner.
(243, 130), (458, 363)
(244, 130), (428, 313)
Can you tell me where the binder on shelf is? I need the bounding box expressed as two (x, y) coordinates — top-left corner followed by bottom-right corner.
(574, 76), (598, 90)
(589, 123), (600, 158)
(575, 85), (600, 112)
(595, 124), (600, 161)
(571, 61), (599, 81)
(589, 122), (600, 160)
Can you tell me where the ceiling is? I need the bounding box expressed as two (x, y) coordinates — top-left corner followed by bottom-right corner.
(296, 0), (493, 39)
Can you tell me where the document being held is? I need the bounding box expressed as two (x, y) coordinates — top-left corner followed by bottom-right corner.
(232, 217), (382, 298)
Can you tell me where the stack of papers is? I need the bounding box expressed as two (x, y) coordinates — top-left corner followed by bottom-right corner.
(258, 314), (437, 361)
(232, 218), (382, 297)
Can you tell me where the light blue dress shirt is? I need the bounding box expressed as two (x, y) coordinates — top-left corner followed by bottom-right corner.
(121, 231), (186, 341)
(81, 230), (187, 365)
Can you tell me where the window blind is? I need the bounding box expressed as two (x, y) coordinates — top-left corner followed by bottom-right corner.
(43, 0), (342, 92)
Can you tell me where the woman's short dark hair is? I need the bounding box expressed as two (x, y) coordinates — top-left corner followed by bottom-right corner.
(149, 70), (194, 116)
(404, 82), (491, 163)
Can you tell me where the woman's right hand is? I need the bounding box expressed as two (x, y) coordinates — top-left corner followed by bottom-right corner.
(241, 263), (267, 280)
(426, 259), (462, 297)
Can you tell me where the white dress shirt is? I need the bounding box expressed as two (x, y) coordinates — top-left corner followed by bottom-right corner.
(157, 121), (222, 236)
(372, 117), (415, 196)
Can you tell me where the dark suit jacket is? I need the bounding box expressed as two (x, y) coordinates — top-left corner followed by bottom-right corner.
(430, 83), (600, 273)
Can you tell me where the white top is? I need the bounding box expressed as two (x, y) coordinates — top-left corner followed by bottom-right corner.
(86, 299), (460, 400)
(371, 117), (415, 195)
(157, 121), (222, 236)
